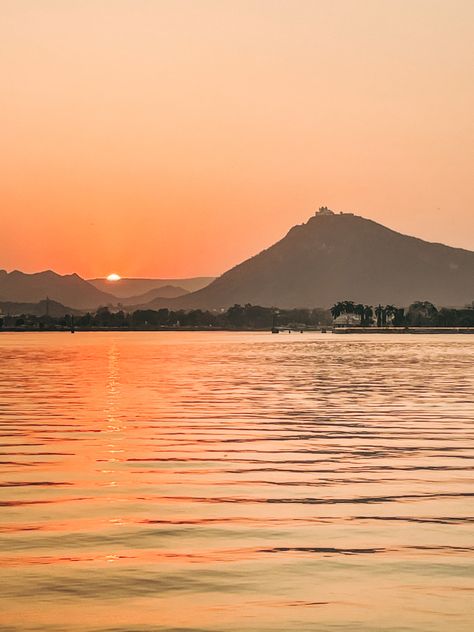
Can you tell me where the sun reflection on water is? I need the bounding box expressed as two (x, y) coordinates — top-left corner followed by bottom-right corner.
(0, 332), (473, 632)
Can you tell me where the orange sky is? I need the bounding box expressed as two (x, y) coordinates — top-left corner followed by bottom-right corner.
(1, 0), (473, 278)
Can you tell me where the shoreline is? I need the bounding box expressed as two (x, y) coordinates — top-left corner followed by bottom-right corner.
(1, 326), (474, 334)
(333, 327), (474, 334)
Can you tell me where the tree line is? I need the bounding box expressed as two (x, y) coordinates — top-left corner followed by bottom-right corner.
(0, 304), (332, 330)
(2, 300), (473, 330)
(330, 301), (405, 326)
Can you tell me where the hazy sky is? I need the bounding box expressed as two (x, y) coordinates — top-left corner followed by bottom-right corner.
(1, 0), (473, 278)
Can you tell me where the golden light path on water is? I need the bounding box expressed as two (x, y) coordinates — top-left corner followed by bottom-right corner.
(0, 332), (473, 631)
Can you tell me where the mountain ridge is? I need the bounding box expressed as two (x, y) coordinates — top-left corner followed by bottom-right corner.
(0, 299), (81, 318)
(0, 269), (118, 310)
(139, 210), (474, 309)
(2, 210), (473, 310)
(119, 285), (189, 307)
(0, 271), (212, 309)
(88, 277), (215, 297)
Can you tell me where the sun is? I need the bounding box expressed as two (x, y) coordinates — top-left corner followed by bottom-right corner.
(106, 273), (121, 282)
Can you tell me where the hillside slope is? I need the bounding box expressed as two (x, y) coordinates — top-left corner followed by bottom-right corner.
(0, 299), (80, 318)
(120, 285), (189, 307)
(147, 210), (474, 309)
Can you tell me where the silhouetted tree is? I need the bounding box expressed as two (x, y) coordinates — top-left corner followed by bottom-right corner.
(363, 305), (374, 326)
(406, 301), (438, 326)
(375, 304), (383, 327)
(342, 301), (355, 314)
(227, 304), (246, 327)
(330, 302), (343, 319)
(354, 303), (365, 324)
(392, 308), (405, 327)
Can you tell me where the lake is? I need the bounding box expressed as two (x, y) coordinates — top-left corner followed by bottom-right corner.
(0, 332), (473, 631)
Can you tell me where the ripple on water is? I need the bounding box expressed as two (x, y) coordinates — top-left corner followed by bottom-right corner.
(0, 332), (473, 632)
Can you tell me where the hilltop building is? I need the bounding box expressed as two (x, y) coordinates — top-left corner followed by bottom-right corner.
(315, 206), (356, 217)
(316, 206), (334, 216)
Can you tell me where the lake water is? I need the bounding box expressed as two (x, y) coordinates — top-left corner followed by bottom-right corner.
(0, 332), (473, 632)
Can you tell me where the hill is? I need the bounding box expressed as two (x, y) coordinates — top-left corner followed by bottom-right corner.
(88, 277), (214, 298)
(0, 299), (80, 318)
(120, 285), (189, 307)
(146, 209), (474, 309)
(0, 270), (118, 310)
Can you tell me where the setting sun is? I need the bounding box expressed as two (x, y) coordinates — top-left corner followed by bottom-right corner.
(106, 273), (121, 282)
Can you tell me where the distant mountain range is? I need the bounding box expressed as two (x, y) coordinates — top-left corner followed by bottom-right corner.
(119, 285), (189, 307)
(0, 299), (80, 318)
(145, 209), (474, 309)
(0, 270), (213, 310)
(2, 210), (473, 311)
(0, 270), (117, 310)
(88, 277), (214, 297)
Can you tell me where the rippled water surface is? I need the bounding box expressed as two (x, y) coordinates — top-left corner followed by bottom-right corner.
(0, 332), (473, 632)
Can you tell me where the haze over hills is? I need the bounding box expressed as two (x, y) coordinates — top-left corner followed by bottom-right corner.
(119, 285), (189, 307)
(0, 299), (80, 318)
(144, 209), (474, 310)
(0, 290), (186, 319)
(88, 277), (214, 297)
(0, 271), (212, 310)
(0, 270), (118, 310)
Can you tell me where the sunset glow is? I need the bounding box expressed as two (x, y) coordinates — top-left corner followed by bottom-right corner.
(1, 2), (473, 631)
(0, 1), (473, 278)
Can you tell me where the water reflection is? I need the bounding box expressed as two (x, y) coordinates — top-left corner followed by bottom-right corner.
(0, 332), (473, 631)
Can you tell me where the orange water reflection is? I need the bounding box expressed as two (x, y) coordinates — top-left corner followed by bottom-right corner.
(0, 332), (473, 631)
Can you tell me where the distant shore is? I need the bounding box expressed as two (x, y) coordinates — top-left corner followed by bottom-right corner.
(333, 327), (474, 334)
(0, 326), (278, 333)
(2, 326), (474, 334)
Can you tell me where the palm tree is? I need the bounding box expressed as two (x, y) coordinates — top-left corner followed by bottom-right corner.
(354, 303), (365, 325)
(393, 307), (405, 327)
(364, 305), (374, 326)
(385, 305), (396, 326)
(375, 304), (384, 327)
(330, 302), (343, 319)
(342, 300), (355, 314)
